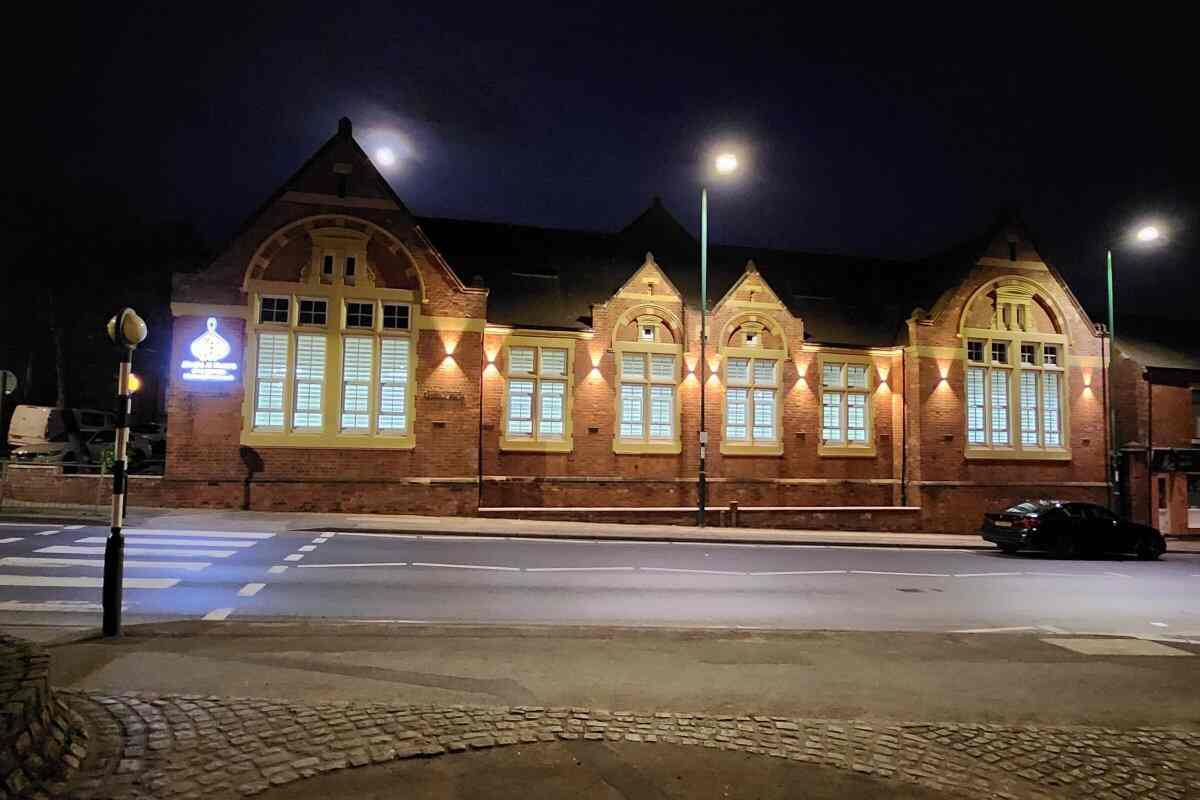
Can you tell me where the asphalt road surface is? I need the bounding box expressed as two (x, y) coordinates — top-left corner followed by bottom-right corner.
(1, 521), (1198, 638)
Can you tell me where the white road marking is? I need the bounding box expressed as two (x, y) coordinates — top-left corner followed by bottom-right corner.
(284, 554), (305, 561)
(38, 545), (236, 558)
(749, 570), (848, 576)
(951, 626), (1040, 633)
(514, 537), (599, 544)
(0, 538), (23, 544)
(953, 572), (1023, 577)
(850, 570), (951, 577)
(75, 537), (256, 548)
(1037, 625), (1070, 634)
(524, 566), (635, 572)
(1104, 572), (1132, 578)
(36, 530), (62, 536)
(312, 537), (328, 544)
(0, 574), (178, 589)
(238, 583), (266, 597)
(296, 561), (408, 568)
(639, 567), (746, 576)
(64, 525), (85, 530)
(0, 557), (209, 571)
(359, 619), (433, 623)
(411, 562), (520, 571)
(419, 535), (493, 541)
(0, 599), (116, 613)
(267, 565), (289, 574)
(128, 528), (275, 539)
(202, 608), (233, 621)
(1150, 621), (1169, 627)
(299, 545), (316, 552)
(0, 523), (42, 527)
(1023, 572), (1090, 577)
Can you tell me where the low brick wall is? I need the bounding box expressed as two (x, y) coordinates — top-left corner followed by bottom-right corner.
(0, 635), (89, 798)
(479, 505), (924, 532)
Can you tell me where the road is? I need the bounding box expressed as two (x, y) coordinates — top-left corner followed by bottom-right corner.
(1, 520), (1198, 637)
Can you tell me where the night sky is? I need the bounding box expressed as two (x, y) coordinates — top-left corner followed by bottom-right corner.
(24, 3), (1198, 321)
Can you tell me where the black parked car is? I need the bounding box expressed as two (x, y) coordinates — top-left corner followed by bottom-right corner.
(980, 500), (1166, 559)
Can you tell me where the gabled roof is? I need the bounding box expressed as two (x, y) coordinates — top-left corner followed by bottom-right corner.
(420, 200), (923, 345)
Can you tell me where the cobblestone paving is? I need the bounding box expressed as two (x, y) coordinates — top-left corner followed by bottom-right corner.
(58, 691), (1200, 799)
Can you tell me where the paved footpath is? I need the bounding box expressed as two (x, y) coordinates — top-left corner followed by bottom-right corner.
(60, 692), (1200, 800)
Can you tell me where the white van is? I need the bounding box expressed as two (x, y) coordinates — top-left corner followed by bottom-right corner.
(7, 405), (115, 449)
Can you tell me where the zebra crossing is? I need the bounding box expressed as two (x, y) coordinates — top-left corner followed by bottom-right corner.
(0, 527), (275, 612)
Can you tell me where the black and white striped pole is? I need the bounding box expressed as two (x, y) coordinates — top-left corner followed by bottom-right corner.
(103, 308), (147, 637)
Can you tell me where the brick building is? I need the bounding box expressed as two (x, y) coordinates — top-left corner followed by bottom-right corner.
(4, 118), (1128, 532)
(1110, 319), (1200, 534)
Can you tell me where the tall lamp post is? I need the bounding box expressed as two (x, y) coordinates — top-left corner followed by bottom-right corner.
(1105, 224), (1160, 515)
(698, 151), (740, 528)
(103, 307), (147, 637)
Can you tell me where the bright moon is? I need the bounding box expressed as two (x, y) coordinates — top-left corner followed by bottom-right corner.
(375, 147), (396, 167)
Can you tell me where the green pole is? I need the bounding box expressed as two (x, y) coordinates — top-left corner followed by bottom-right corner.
(698, 188), (708, 528)
(1106, 248), (1118, 513)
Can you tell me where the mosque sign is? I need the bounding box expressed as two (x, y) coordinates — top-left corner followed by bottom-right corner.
(181, 317), (239, 383)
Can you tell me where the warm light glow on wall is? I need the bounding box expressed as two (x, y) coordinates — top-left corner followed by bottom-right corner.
(876, 364), (890, 383)
(1082, 368), (1092, 388)
(441, 354), (457, 369)
(590, 348), (604, 369)
(684, 354), (698, 374)
(794, 359), (809, 379)
(442, 333), (460, 356)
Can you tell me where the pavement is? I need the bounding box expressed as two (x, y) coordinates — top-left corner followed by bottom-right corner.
(38, 623), (1200, 799)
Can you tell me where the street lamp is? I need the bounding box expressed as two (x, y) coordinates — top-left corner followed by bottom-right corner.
(698, 151), (740, 528)
(1104, 223), (1162, 515)
(103, 307), (148, 637)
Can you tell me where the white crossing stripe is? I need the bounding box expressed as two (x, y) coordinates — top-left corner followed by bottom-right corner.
(202, 608), (233, 621)
(312, 537), (328, 544)
(75, 537), (256, 548)
(284, 554), (304, 561)
(37, 530), (62, 536)
(238, 583), (266, 597)
(0, 557), (210, 571)
(267, 565), (288, 574)
(64, 525), (85, 530)
(0, 600), (115, 613)
(299, 545), (317, 552)
(38, 545), (236, 558)
(0, 538), (23, 544)
(127, 528), (275, 539)
(0, 574), (178, 589)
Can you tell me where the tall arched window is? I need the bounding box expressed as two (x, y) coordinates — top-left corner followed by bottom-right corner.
(720, 314), (786, 456)
(960, 279), (1070, 459)
(613, 308), (682, 454)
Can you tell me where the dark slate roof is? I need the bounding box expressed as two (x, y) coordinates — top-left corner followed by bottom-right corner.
(419, 198), (940, 346)
(1115, 316), (1200, 373)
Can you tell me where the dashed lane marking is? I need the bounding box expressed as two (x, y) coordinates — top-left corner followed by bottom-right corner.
(749, 570), (848, 576)
(524, 566), (635, 572)
(312, 537), (328, 544)
(299, 545), (317, 552)
(202, 608), (233, 621)
(38, 545), (237, 558)
(411, 562), (520, 571)
(74, 537), (257, 548)
(36, 530), (62, 536)
(64, 525), (85, 530)
(0, 574), (178, 589)
(284, 554), (305, 562)
(639, 567), (746, 576)
(0, 557), (210, 571)
(237, 583), (266, 597)
(0, 538), (23, 544)
(850, 570), (951, 577)
(267, 565), (289, 574)
(297, 562), (408, 568)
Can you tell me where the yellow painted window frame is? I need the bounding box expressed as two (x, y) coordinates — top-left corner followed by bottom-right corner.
(720, 346), (784, 456)
(240, 281), (418, 450)
(613, 341), (682, 455)
(817, 353), (877, 458)
(962, 327), (1071, 461)
(499, 335), (575, 453)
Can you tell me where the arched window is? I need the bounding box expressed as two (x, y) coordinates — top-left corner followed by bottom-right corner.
(613, 308), (682, 454)
(960, 279), (1069, 459)
(720, 314), (786, 456)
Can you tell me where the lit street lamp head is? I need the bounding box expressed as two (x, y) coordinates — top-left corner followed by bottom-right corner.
(715, 152), (738, 175)
(1136, 225), (1160, 243)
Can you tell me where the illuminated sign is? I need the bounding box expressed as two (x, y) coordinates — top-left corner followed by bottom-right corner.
(181, 317), (238, 382)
